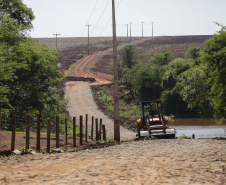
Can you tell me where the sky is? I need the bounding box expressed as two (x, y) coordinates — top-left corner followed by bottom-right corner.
(23, 0), (226, 38)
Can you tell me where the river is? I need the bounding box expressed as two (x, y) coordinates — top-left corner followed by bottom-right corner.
(168, 118), (226, 139)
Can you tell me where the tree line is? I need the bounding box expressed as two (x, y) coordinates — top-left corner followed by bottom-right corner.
(0, 0), (69, 131)
(117, 27), (226, 119)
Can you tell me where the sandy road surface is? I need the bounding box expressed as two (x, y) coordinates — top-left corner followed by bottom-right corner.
(66, 48), (136, 140)
(65, 81), (135, 140)
(0, 139), (225, 184)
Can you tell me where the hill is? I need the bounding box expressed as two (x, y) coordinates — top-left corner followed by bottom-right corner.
(91, 35), (213, 75)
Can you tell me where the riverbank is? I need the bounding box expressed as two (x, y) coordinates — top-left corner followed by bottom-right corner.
(0, 139), (225, 184)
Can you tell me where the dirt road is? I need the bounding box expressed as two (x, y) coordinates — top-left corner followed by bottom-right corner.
(66, 48), (135, 140)
(0, 139), (225, 184)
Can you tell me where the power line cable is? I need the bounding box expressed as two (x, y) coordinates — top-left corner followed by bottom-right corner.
(80, 0), (99, 37)
(87, 0), (99, 24)
(98, 0), (122, 37)
(90, 0), (111, 36)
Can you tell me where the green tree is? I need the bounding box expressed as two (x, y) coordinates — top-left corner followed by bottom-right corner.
(148, 51), (174, 66)
(202, 27), (226, 118)
(0, 0), (35, 29)
(0, 1), (69, 131)
(119, 44), (138, 69)
(178, 65), (214, 117)
(161, 58), (194, 115)
(185, 46), (201, 60)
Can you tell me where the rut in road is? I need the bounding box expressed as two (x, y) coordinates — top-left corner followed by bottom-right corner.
(65, 50), (135, 141)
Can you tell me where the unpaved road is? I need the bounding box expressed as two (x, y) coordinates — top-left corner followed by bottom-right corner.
(66, 48), (135, 141)
(0, 139), (225, 184)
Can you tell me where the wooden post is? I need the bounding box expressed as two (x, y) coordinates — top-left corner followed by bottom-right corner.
(85, 114), (88, 143)
(37, 114), (40, 152)
(65, 118), (68, 149)
(26, 114), (30, 150)
(0, 111), (1, 150)
(11, 114), (16, 151)
(56, 116), (59, 148)
(138, 123), (140, 139)
(91, 116), (94, 140)
(112, 0), (120, 142)
(99, 119), (102, 140)
(46, 118), (51, 153)
(95, 118), (98, 141)
(73, 117), (76, 147)
(102, 125), (106, 141)
(80, 115), (83, 145)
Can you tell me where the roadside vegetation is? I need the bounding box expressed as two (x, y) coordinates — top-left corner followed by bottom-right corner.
(94, 26), (226, 129)
(0, 0), (69, 132)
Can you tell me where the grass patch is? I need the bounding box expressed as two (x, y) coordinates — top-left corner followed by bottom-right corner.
(64, 63), (77, 76)
(89, 65), (96, 69)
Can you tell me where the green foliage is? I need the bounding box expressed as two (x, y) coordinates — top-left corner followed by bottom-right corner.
(148, 51), (174, 66)
(201, 28), (226, 118)
(97, 90), (114, 113)
(0, 2), (69, 131)
(185, 47), (201, 60)
(64, 63), (76, 77)
(0, 0), (35, 29)
(119, 44), (139, 69)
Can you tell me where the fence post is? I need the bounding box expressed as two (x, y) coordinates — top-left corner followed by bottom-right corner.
(0, 111), (1, 150)
(99, 119), (102, 140)
(137, 123), (140, 139)
(95, 118), (98, 141)
(102, 125), (106, 141)
(91, 116), (94, 140)
(56, 116), (59, 148)
(65, 117), (68, 149)
(26, 114), (30, 150)
(85, 114), (88, 143)
(46, 118), (51, 153)
(80, 115), (83, 145)
(11, 114), (16, 151)
(37, 114), (40, 152)
(73, 117), (76, 147)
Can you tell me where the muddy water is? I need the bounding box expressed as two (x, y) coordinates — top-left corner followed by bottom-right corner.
(168, 118), (226, 138)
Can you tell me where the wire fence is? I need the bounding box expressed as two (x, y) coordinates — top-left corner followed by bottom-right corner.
(0, 113), (107, 154)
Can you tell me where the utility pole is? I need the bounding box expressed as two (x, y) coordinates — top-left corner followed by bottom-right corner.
(142, 22), (144, 38)
(112, 0), (120, 142)
(53, 33), (60, 49)
(152, 22), (154, 37)
(127, 24), (128, 37)
(129, 22), (132, 42)
(86, 25), (91, 55)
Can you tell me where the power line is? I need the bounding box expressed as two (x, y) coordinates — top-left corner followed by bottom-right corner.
(53, 33), (60, 49)
(80, 0), (99, 37)
(91, 0), (111, 36)
(98, 0), (122, 37)
(87, 0), (99, 24)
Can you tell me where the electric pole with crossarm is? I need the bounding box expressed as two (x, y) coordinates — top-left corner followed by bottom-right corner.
(53, 33), (60, 49)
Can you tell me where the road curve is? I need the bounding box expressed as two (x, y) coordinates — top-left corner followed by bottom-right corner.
(65, 50), (135, 141)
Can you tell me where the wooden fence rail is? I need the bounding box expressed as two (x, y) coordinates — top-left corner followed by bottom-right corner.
(0, 114), (107, 153)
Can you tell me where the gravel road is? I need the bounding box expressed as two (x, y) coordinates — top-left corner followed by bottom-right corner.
(65, 81), (135, 141)
(0, 139), (225, 184)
